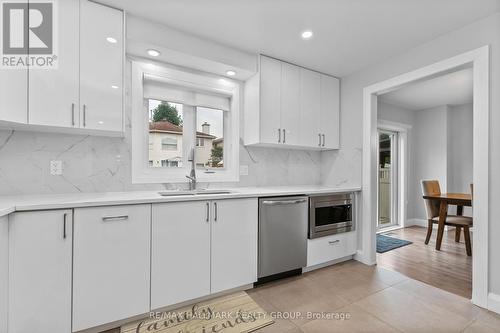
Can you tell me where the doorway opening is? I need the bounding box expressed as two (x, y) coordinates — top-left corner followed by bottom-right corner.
(377, 130), (399, 230)
(360, 46), (490, 308)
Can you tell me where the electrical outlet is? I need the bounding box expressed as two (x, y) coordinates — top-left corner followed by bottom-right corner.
(239, 165), (249, 176)
(50, 160), (63, 175)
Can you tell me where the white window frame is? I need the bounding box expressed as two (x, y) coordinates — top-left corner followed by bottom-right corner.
(131, 60), (240, 183)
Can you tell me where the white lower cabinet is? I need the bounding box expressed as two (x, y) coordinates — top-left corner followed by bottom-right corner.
(8, 210), (72, 333)
(73, 205), (151, 332)
(151, 198), (258, 310)
(211, 199), (258, 293)
(307, 232), (357, 267)
(0, 216), (8, 333)
(151, 201), (211, 309)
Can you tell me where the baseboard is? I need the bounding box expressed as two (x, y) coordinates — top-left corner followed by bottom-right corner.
(406, 219), (454, 231)
(488, 293), (500, 315)
(406, 218), (428, 227)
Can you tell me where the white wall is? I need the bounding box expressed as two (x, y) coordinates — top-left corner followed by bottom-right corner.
(447, 103), (474, 193)
(323, 12), (500, 295)
(412, 106), (449, 220)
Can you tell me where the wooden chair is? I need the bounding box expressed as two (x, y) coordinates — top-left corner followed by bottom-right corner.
(421, 180), (473, 255)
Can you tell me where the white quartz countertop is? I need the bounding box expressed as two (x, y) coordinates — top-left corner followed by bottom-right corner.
(0, 185), (361, 217)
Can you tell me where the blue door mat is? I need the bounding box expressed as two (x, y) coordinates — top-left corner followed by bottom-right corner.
(377, 234), (412, 253)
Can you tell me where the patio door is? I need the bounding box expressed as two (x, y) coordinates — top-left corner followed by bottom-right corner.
(378, 130), (399, 229)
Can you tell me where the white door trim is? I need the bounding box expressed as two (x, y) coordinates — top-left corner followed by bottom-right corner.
(378, 120), (410, 230)
(359, 45), (490, 309)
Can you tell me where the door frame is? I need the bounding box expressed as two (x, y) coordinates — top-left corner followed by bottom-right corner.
(377, 121), (411, 231)
(359, 46), (489, 308)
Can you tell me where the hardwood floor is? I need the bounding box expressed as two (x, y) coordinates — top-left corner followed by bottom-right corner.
(377, 226), (472, 299)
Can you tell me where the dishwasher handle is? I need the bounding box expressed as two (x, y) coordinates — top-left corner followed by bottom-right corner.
(261, 199), (308, 206)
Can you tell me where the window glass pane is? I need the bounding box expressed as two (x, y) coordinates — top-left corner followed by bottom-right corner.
(196, 107), (224, 169)
(148, 99), (184, 168)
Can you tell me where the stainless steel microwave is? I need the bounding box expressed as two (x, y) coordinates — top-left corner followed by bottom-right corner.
(309, 193), (355, 239)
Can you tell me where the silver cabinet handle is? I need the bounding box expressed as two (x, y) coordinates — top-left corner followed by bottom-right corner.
(63, 213), (67, 239)
(278, 128), (281, 143)
(102, 215), (129, 222)
(322, 134), (325, 147)
(283, 129), (286, 143)
(318, 133), (321, 146)
(206, 202), (210, 222)
(71, 103), (75, 126)
(329, 240), (340, 245)
(214, 202), (218, 221)
(83, 104), (87, 127)
(261, 199), (307, 205)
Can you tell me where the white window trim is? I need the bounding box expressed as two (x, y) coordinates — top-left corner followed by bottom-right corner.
(131, 60), (240, 184)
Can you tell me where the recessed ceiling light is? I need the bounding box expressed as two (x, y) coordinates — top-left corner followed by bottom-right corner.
(106, 37), (117, 44)
(226, 70), (236, 76)
(301, 30), (313, 39)
(147, 49), (161, 57)
(111, 85), (119, 89)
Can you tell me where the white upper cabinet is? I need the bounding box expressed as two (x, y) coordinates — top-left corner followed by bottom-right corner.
(0, 216), (7, 333)
(244, 55), (339, 150)
(8, 210), (72, 333)
(299, 68), (321, 148)
(281, 63), (301, 145)
(320, 74), (340, 149)
(29, 0), (80, 128)
(259, 56), (282, 144)
(0, 70), (27, 124)
(80, 0), (123, 132)
(0, 0), (124, 136)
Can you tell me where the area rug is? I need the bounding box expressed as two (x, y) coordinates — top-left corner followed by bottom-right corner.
(377, 234), (412, 253)
(121, 291), (274, 333)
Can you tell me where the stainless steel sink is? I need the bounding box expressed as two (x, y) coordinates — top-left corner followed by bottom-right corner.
(158, 189), (234, 196)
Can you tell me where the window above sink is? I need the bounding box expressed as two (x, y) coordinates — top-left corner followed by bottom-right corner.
(131, 61), (241, 184)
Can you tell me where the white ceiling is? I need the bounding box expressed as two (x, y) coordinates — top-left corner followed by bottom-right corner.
(101, 0), (499, 77)
(379, 67), (473, 110)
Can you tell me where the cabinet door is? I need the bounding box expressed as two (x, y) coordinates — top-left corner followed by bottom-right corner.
(80, 0), (123, 131)
(260, 56), (282, 144)
(8, 210), (72, 333)
(320, 75), (340, 149)
(0, 216), (7, 333)
(73, 205), (150, 331)
(0, 69), (27, 124)
(299, 68), (321, 148)
(211, 199), (258, 293)
(281, 63), (300, 146)
(151, 201), (211, 309)
(29, 0), (79, 128)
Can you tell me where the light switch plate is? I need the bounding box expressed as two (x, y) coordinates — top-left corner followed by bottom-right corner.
(50, 160), (63, 175)
(239, 165), (249, 176)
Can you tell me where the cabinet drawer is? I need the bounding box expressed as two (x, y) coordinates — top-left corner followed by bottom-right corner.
(307, 232), (357, 267)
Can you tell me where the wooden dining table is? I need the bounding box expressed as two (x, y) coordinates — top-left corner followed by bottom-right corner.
(422, 193), (472, 251)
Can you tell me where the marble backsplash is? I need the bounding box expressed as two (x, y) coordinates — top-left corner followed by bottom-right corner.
(0, 129), (322, 195)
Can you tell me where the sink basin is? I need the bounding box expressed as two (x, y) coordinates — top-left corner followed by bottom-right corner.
(158, 189), (234, 196)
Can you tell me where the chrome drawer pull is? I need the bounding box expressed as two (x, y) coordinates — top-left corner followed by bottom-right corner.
(102, 215), (129, 222)
(329, 240), (340, 245)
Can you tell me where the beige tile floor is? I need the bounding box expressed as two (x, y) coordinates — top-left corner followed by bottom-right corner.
(102, 260), (500, 333)
(247, 260), (500, 333)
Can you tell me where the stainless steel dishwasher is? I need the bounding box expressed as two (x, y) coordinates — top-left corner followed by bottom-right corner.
(258, 196), (309, 283)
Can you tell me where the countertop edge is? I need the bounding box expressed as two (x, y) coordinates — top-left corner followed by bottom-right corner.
(0, 187), (362, 217)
